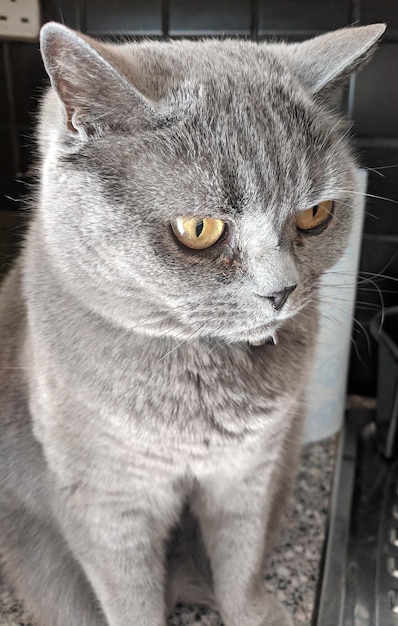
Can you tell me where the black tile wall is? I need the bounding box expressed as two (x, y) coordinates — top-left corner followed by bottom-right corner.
(357, 146), (398, 235)
(55, 0), (81, 29)
(168, 0), (251, 36)
(348, 332), (379, 397)
(0, 127), (16, 188)
(17, 125), (36, 175)
(9, 42), (46, 127)
(360, 0), (398, 38)
(258, 0), (351, 35)
(0, 0), (397, 395)
(358, 236), (398, 315)
(0, 47), (9, 122)
(352, 44), (398, 138)
(86, 0), (162, 36)
(348, 230), (398, 396)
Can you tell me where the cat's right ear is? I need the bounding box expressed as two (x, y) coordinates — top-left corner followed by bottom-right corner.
(40, 22), (155, 134)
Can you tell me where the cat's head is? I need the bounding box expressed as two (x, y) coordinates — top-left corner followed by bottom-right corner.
(36, 22), (384, 345)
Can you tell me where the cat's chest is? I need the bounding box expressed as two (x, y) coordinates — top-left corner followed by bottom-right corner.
(31, 325), (310, 448)
(29, 326), (311, 490)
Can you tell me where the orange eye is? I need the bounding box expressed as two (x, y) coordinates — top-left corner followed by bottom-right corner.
(296, 200), (334, 232)
(171, 216), (225, 250)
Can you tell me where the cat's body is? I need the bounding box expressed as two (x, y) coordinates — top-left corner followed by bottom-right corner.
(0, 22), (384, 626)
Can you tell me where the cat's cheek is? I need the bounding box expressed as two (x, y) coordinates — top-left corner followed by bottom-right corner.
(294, 228), (335, 261)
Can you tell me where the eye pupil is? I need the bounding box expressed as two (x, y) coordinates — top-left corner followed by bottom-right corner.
(296, 200), (334, 233)
(196, 220), (204, 237)
(171, 216), (225, 250)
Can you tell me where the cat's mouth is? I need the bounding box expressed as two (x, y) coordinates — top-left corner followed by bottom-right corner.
(241, 323), (280, 347)
(236, 294), (309, 347)
(248, 331), (278, 347)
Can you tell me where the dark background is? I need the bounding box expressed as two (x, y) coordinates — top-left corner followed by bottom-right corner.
(1, 0), (397, 396)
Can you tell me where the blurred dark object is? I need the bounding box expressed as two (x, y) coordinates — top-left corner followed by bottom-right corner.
(316, 310), (398, 623)
(371, 307), (398, 458)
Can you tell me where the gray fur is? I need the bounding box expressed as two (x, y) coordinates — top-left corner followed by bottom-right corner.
(0, 22), (384, 626)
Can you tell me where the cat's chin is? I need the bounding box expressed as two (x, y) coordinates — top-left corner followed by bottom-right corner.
(235, 324), (280, 348)
(233, 302), (308, 347)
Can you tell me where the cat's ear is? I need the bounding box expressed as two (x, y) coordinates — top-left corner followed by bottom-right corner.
(40, 22), (155, 133)
(285, 24), (386, 95)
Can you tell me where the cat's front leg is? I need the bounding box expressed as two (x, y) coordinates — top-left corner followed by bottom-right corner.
(55, 480), (181, 626)
(193, 464), (293, 626)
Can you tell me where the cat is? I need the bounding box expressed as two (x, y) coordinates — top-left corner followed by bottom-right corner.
(0, 20), (384, 626)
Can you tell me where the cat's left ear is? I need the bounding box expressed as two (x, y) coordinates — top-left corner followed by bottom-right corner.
(284, 24), (386, 95)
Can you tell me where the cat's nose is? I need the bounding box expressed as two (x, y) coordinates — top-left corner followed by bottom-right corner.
(257, 284), (297, 311)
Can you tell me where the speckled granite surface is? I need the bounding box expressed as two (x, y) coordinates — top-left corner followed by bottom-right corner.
(0, 437), (337, 626)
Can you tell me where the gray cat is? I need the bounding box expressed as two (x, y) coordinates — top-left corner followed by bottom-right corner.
(0, 21), (384, 626)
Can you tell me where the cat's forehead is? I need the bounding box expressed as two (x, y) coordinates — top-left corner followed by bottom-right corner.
(123, 41), (342, 179)
(117, 39), (285, 94)
(77, 37), (351, 221)
(113, 41), (303, 119)
(152, 90), (342, 219)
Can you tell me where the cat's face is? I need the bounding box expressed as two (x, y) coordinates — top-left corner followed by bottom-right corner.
(37, 24), (383, 345)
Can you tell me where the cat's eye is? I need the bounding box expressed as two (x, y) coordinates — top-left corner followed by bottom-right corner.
(171, 216), (225, 250)
(296, 200), (334, 232)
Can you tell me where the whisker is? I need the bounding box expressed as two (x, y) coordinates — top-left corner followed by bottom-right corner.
(363, 166), (386, 178)
(307, 298), (372, 357)
(320, 295), (380, 310)
(364, 210), (380, 221)
(356, 287), (398, 295)
(359, 270), (398, 284)
(333, 188), (398, 205)
(365, 163), (398, 171)
(156, 325), (205, 363)
(325, 268), (398, 287)
(355, 302), (383, 310)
